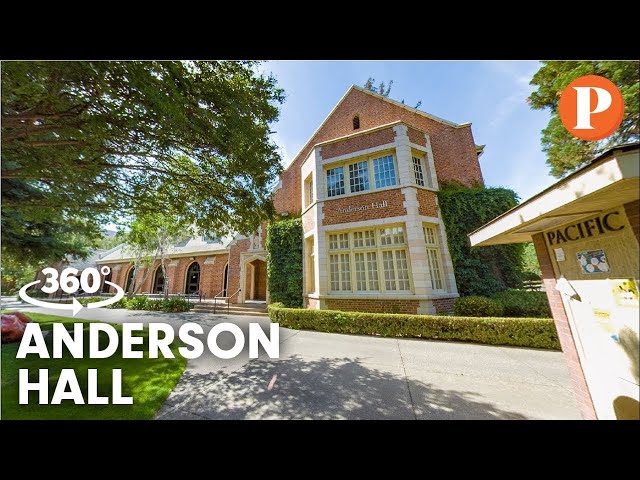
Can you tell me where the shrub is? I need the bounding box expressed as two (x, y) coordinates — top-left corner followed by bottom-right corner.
(268, 303), (560, 350)
(266, 218), (303, 308)
(493, 289), (551, 318)
(75, 295), (191, 312)
(127, 295), (149, 310)
(454, 296), (504, 317)
(160, 297), (191, 313)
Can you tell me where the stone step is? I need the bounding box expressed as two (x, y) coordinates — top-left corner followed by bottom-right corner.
(191, 304), (269, 317)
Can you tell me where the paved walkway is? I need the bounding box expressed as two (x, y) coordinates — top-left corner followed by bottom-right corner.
(14, 303), (580, 420)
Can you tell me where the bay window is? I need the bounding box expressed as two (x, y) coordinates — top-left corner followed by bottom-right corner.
(328, 225), (411, 293)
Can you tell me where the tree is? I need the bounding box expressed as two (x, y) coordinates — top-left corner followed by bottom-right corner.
(2, 61), (285, 264)
(364, 77), (422, 108)
(364, 77), (393, 97)
(121, 212), (192, 298)
(528, 61), (639, 177)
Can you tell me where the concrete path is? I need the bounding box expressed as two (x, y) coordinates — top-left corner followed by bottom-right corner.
(14, 302), (581, 420)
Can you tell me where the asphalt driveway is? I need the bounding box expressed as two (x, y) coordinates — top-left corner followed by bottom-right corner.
(15, 303), (580, 420)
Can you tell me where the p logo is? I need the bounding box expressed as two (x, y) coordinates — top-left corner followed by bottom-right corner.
(559, 75), (624, 141)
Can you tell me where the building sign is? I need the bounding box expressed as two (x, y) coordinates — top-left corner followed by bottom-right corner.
(337, 200), (388, 214)
(577, 249), (610, 274)
(546, 211), (624, 245)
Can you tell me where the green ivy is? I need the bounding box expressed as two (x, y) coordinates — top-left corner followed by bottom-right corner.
(437, 182), (526, 297)
(266, 218), (303, 307)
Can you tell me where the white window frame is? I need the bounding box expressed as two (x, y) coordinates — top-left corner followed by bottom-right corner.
(423, 223), (445, 292)
(327, 224), (412, 293)
(324, 151), (398, 198)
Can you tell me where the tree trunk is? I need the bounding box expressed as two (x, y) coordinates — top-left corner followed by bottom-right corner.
(133, 249), (159, 295)
(127, 260), (140, 298)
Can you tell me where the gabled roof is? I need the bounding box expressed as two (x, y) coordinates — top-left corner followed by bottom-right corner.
(97, 235), (234, 263)
(282, 84), (472, 171)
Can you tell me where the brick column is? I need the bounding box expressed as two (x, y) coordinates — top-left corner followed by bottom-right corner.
(624, 200), (639, 243)
(532, 233), (597, 420)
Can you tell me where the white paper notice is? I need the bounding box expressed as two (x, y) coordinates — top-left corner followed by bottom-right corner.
(554, 248), (565, 262)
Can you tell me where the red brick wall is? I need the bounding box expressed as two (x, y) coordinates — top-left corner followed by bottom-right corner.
(417, 189), (439, 217)
(100, 253), (228, 299)
(322, 189), (406, 226)
(532, 233), (597, 420)
(320, 127), (395, 159)
(326, 298), (419, 314)
(433, 298), (455, 314)
(624, 200), (639, 242)
(407, 126), (427, 146)
(273, 88), (483, 215)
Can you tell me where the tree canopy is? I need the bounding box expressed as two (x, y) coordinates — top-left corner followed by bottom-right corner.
(528, 61), (639, 177)
(1, 61), (284, 264)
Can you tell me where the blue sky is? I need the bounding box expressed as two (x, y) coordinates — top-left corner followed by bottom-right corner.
(262, 60), (556, 202)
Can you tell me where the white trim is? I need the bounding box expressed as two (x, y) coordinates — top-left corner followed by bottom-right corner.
(321, 142), (397, 165)
(316, 121), (403, 147)
(469, 150), (639, 247)
(409, 142), (429, 153)
(304, 293), (458, 301)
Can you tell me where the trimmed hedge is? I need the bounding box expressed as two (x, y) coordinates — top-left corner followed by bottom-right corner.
(78, 296), (191, 313)
(454, 295), (504, 317)
(492, 289), (551, 318)
(268, 303), (560, 350)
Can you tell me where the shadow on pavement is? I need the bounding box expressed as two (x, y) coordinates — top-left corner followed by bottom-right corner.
(159, 354), (528, 420)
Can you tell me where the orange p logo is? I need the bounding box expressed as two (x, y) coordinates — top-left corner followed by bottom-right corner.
(559, 75), (624, 141)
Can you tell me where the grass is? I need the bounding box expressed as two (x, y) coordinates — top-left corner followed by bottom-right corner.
(1, 312), (187, 420)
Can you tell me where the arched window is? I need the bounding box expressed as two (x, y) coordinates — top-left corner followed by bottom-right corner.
(353, 115), (360, 130)
(185, 262), (200, 294)
(222, 263), (229, 297)
(153, 266), (165, 294)
(101, 271), (112, 293)
(125, 266), (135, 293)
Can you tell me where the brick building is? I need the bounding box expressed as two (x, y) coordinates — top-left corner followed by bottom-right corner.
(96, 85), (485, 313)
(470, 144), (639, 420)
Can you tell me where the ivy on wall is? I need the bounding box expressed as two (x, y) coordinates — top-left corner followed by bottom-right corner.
(437, 182), (525, 297)
(266, 217), (303, 307)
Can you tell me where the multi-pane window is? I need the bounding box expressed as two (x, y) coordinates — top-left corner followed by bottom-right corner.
(348, 160), (370, 193)
(373, 155), (397, 188)
(304, 174), (314, 207)
(353, 230), (375, 248)
(329, 253), (351, 291)
(423, 225), (444, 291)
(328, 226), (410, 292)
(380, 226), (405, 246)
(325, 153), (398, 197)
(412, 156), (425, 187)
(329, 233), (349, 250)
(326, 167), (345, 197)
(382, 250), (410, 291)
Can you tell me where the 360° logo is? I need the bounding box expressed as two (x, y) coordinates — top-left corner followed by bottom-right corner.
(19, 266), (124, 316)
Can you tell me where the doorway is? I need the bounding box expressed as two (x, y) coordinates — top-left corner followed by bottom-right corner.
(185, 262), (200, 294)
(245, 259), (267, 301)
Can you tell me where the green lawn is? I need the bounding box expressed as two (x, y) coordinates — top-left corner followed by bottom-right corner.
(1, 312), (187, 420)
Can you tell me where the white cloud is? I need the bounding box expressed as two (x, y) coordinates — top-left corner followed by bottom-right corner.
(486, 61), (540, 128)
